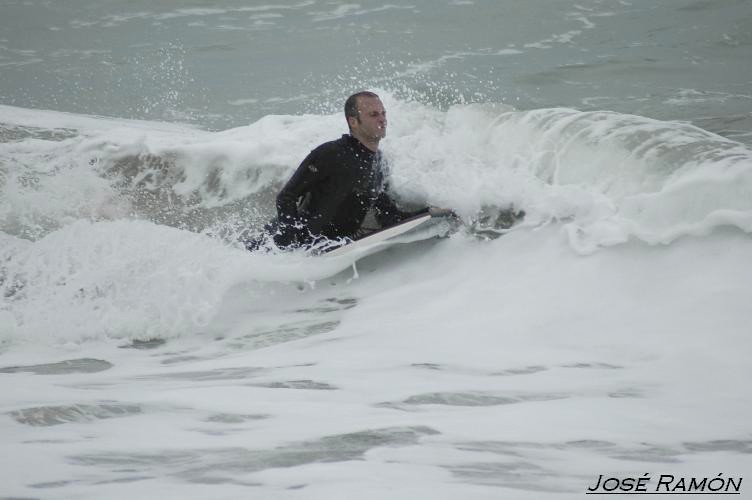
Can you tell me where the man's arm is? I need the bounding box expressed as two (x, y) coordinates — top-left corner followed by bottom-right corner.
(276, 150), (321, 226)
(273, 149), (332, 247)
(373, 186), (428, 227)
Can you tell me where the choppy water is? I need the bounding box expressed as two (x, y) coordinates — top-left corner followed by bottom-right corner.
(1, 1), (752, 499)
(2, 0), (752, 137)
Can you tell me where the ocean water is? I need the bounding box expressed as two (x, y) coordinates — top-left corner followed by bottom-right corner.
(1, 1), (752, 499)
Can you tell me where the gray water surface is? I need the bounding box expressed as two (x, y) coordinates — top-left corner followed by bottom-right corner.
(1, 0), (750, 142)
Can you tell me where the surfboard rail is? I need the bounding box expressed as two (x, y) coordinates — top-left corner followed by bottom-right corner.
(321, 212), (439, 257)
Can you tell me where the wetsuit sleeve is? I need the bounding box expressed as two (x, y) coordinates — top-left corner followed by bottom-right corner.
(273, 149), (329, 246)
(374, 185), (428, 227)
(277, 150), (320, 225)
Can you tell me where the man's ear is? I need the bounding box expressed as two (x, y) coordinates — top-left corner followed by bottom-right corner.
(347, 115), (358, 129)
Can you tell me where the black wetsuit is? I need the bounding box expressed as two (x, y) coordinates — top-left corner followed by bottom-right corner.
(266, 134), (420, 249)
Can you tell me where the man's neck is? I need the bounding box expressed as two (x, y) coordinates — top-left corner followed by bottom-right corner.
(350, 133), (380, 152)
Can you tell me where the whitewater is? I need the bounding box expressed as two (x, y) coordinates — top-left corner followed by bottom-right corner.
(2, 1), (752, 499)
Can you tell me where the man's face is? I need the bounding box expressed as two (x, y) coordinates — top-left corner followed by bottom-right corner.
(350, 97), (387, 141)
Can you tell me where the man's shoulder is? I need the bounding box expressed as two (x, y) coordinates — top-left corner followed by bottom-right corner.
(298, 136), (351, 176)
(310, 135), (351, 155)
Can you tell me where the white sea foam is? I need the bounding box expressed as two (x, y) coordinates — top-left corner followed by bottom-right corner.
(0, 216), (377, 345)
(1, 225), (750, 499)
(3, 96), (751, 247)
(68, 2), (316, 28)
(3, 97), (752, 348)
(310, 4), (416, 23)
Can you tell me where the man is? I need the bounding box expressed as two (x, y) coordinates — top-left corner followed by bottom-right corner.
(257, 91), (432, 250)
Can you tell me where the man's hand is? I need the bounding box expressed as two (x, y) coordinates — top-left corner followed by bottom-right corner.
(428, 207), (456, 218)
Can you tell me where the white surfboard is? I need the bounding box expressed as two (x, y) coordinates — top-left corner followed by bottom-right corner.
(320, 213), (447, 259)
